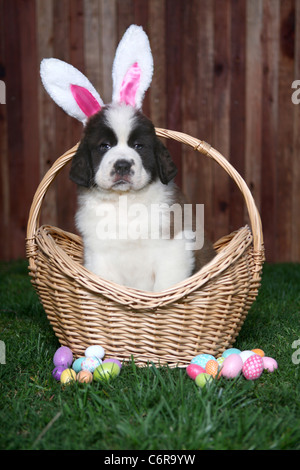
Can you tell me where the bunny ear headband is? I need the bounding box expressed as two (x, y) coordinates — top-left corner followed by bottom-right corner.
(40, 25), (153, 125)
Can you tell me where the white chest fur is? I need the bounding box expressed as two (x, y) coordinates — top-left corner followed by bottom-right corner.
(75, 181), (195, 292)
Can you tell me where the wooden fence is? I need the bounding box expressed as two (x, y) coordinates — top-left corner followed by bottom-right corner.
(0, 0), (299, 263)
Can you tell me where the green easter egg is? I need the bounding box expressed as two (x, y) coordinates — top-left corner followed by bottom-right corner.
(93, 362), (121, 382)
(195, 373), (213, 388)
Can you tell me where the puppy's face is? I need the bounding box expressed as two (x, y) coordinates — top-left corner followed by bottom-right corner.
(69, 104), (177, 191)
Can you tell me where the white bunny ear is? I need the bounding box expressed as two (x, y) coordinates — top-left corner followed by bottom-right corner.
(40, 58), (104, 124)
(112, 25), (153, 109)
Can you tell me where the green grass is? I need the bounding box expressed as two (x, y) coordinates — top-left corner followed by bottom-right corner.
(0, 260), (300, 450)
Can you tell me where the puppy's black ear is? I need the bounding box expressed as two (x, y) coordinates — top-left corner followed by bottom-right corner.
(155, 139), (177, 184)
(69, 139), (94, 187)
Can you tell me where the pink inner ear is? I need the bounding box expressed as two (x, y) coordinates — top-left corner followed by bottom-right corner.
(119, 62), (141, 107)
(70, 84), (102, 117)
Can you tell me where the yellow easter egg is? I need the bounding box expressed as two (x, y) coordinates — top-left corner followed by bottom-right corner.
(60, 368), (76, 385)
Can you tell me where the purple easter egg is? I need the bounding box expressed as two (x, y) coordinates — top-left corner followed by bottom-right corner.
(52, 365), (65, 381)
(53, 346), (73, 368)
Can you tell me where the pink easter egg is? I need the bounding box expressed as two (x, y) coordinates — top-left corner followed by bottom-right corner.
(220, 354), (243, 379)
(262, 356), (278, 372)
(186, 363), (206, 380)
(242, 354), (264, 380)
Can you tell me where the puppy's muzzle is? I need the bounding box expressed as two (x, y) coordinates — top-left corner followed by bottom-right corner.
(114, 159), (133, 176)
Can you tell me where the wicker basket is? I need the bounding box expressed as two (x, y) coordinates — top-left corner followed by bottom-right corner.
(26, 129), (264, 367)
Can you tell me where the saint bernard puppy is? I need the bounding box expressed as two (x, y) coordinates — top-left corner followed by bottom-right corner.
(40, 25), (216, 292)
(70, 103), (216, 291)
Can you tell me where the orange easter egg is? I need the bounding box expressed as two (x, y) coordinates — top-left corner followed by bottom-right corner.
(251, 348), (265, 357)
(205, 359), (219, 378)
(77, 370), (93, 383)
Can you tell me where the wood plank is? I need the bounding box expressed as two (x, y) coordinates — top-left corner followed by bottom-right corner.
(292, 0), (300, 261)
(83, 0), (102, 97)
(0, 0), (9, 259)
(182, 0), (199, 202)
(276, 0), (295, 261)
(165, 0), (184, 187)
(100, 0), (117, 104)
(36, 0), (57, 228)
(194, 0), (215, 241)
(245, 0), (263, 224)
(53, 0), (77, 235)
(3, 0), (24, 259)
(117, 0), (134, 41)
(69, 0), (85, 145)
(134, 0), (150, 116)
(19, 0), (40, 259)
(229, 0), (246, 234)
(148, 0), (166, 128)
(261, 0), (280, 262)
(212, 0), (231, 241)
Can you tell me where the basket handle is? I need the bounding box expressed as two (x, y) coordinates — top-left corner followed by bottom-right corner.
(26, 143), (79, 267)
(155, 128), (264, 257)
(26, 130), (263, 269)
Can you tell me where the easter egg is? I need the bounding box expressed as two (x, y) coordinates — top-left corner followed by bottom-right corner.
(77, 370), (93, 383)
(222, 348), (241, 358)
(242, 354), (264, 380)
(85, 345), (105, 360)
(186, 363), (206, 380)
(82, 356), (102, 373)
(72, 357), (86, 373)
(52, 365), (65, 381)
(191, 354), (215, 369)
(103, 358), (122, 369)
(221, 354), (243, 379)
(53, 346), (73, 368)
(217, 356), (225, 367)
(205, 359), (220, 378)
(251, 348), (265, 357)
(60, 368), (76, 385)
(195, 373), (213, 388)
(262, 356), (278, 372)
(93, 362), (121, 382)
(239, 350), (256, 363)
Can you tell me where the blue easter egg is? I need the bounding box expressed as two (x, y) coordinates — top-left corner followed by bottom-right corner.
(191, 353), (215, 368)
(72, 357), (86, 373)
(222, 348), (241, 358)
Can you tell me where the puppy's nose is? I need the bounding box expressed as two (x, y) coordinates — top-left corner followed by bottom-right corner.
(114, 159), (132, 176)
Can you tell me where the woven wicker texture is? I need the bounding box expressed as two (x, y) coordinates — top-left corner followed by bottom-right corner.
(26, 129), (264, 367)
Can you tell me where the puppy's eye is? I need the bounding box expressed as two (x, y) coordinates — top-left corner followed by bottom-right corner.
(99, 143), (111, 151)
(134, 143), (143, 150)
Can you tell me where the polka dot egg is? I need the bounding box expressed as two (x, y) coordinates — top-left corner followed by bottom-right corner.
(205, 359), (220, 378)
(191, 354), (215, 369)
(217, 356), (225, 367)
(242, 354), (264, 380)
(81, 356), (102, 373)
